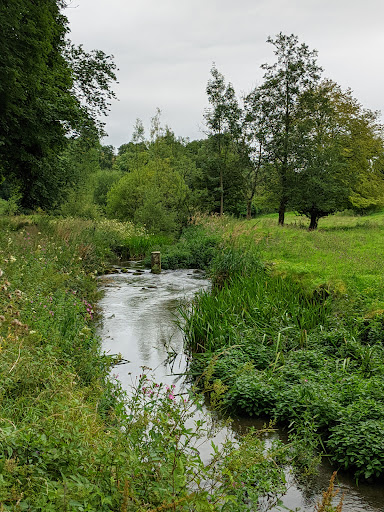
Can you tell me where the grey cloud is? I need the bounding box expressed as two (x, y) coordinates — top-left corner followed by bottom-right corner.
(66, 0), (384, 148)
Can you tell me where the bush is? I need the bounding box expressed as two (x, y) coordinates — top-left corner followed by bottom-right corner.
(160, 225), (220, 269)
(327, 419), (384, 479)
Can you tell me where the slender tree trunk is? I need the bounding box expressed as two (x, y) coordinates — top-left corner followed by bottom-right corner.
(309, 212), (318, 230)
(246, 199), (252, 219)
(278, 74), (291, 228)
(219, 167), (224, 216)
(278, 199), (286, 226)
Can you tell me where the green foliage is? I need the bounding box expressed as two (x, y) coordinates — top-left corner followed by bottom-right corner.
(327, 419), (384, 479)
(92, 169), (123, 211)
(159, 225), (221, 269)
(182, 215), (384, 479)
(0, 193), (21, 215)
(204, 65), (243, 216)
(106, 159), (190, 234)
(252, 33), (322, 225)
(0, 0), (117, 210)
(0, 219), (295, 510)
(291, 80), (384, 228)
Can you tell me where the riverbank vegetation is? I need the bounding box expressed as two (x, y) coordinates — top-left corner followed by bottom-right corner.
(181, 212), (384, 481)
(1, 1), (384, 507)
(0, 215), (306, 511)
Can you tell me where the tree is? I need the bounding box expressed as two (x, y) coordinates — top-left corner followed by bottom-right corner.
(98, 145), (116, 170)
(243, 90), (270, 219)
(291, 80), (384, 229)
(204, 64), (241, 215)
(253, 33), (322, 225)
(0, 0), (117, 209)
(106, 159), (189, 234)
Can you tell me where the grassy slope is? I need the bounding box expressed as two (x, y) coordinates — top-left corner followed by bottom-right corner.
(203, 211), (384, 313)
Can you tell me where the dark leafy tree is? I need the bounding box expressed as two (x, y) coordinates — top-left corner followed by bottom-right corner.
(204, 64), (242, 215)
(254, 33), (322, 225)
(242, 91), (270, 218)
(291, 80), (384, 229)
(64, 43), (117, 136)
(98, 145), (116, 170)
(0, 0), (117, 209)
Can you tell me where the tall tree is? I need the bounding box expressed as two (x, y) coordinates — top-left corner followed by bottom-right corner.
(204, 64), (241, 215)
(291, 80), (384, 229)
(0, 0), (117, 209)
(254, 33), (322, 225)
(243, 90), (269, 219)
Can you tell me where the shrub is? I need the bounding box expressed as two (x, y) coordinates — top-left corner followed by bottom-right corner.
(327, 419), (384, 479)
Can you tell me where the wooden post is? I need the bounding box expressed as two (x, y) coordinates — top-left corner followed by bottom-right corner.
(151, 251), (161, 274)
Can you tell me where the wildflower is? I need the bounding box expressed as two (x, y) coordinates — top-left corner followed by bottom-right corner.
(168, 393), (175, 400)
(0, 269), (3, 277)
(9, 256), (16, 263)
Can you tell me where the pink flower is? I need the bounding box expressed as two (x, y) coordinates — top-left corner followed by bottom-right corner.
(168, 394), (175, 400)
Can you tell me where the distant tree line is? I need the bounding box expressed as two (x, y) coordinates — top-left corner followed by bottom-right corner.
(1, 9), (383, 232)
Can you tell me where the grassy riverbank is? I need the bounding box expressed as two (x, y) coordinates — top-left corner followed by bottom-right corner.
(2, 215), (330, 512)
(182, 211), (384, 481)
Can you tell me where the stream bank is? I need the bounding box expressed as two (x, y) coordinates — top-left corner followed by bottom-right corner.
(98, 262), (384, 512)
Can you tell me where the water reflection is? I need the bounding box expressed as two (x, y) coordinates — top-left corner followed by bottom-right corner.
(98, 264), (384, 512)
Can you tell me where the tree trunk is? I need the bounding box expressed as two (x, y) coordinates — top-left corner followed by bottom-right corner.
(219, 167), (224, 216)
(278, 199), (286, 226)
(246, 200), (252, 220)
(309, 212), (318, 230)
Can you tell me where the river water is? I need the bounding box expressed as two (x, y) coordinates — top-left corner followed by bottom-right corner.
(98, 262), (384, 512)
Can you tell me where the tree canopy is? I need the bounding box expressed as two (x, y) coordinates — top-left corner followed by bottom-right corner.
(0, 0), (116, 209)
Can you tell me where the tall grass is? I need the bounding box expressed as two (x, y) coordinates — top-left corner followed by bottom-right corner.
(197, 211), (384, 314)
(182, 248), (329, 354)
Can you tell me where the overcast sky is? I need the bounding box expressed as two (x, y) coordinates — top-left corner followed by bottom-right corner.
(65, 0), (384, 149)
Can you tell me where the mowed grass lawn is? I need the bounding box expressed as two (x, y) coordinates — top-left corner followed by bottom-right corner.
(200, 211), (384, 314)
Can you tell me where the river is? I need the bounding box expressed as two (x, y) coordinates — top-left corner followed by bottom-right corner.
(98, 262), (384, 512)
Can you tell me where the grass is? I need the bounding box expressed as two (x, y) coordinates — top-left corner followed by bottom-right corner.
(198, 211), (384, 313)
(181, 210), (384, 481)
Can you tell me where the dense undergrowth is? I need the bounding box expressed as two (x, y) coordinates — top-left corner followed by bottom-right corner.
(181, 212), (384, 481)
(1, 215), (329, 512)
